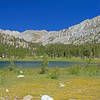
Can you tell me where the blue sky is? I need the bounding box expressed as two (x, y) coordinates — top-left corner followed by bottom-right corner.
(0, 0), (99, 32)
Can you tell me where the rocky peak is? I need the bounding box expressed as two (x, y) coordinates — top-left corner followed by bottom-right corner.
(0, 15), (100, 45)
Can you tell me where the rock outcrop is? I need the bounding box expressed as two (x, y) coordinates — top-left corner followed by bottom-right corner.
(0, 15), (100, 45)
(41, 95), (54, 100)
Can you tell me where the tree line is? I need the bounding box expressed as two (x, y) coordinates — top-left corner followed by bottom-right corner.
(36, 43), (100, 58)
(0, 42), (100, 58)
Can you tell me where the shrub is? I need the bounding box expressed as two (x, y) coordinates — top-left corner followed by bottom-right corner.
(8, 59), (15, 71)
(40, 53), (49, 74)
(48, 67), (59, 79)
(13, 65), (24, 74)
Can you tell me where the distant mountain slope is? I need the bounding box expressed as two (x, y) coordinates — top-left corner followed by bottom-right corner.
(0, 15), (100, 45)
(0, 32), (30, 48)
(0, 33), (40, 58)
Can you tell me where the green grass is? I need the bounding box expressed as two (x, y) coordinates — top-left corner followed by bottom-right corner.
(0, 65), (100, 100)
(0, 57), (100, 63)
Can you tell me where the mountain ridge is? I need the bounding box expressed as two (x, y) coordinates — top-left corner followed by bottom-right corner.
(0, 15), (100, 45)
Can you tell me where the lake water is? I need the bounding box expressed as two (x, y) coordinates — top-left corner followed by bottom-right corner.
(0, 61), (83, 69)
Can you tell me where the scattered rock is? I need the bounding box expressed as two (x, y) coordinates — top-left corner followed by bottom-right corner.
(41, 95), (54, 100)
(59, 83), (66, 87)
(17, 75), (24, 78)
(5, 89), (9, 93)
(20, 70), (23, 74)
(23, 95), (33, 100)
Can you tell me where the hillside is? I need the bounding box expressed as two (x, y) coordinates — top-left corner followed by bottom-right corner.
(0, 33), (41, 58)
(0, 16), (100, 58)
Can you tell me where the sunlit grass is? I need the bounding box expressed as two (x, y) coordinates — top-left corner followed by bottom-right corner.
(0, 66), (100, 100)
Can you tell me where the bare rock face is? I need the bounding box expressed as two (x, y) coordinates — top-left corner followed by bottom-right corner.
(67, 16), (100, 44)
(0, 15), (100, 45)
(20, 15), (100, 45)
(0, 29), (20, 37)
(20, 30), (48, 43)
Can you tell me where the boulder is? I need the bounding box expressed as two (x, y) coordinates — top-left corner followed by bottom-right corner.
(20, 70), (23, 74)
(59, 83), (66, 87)
(41, 95), (54, 100)
(17, 75), (24, 78)
(5, 89), (9, 93)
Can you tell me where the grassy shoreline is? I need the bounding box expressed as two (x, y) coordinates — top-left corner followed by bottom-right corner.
(0, 57), (100, 63)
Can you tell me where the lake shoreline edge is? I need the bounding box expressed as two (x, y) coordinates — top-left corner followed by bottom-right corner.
(0, 57), (100, 63)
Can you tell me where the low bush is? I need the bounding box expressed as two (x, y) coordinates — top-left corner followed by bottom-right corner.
(48, 67), (59, 79)
(8, 59), (15, 71)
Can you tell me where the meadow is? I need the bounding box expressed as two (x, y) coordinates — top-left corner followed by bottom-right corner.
(0, 63), (100, 100)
